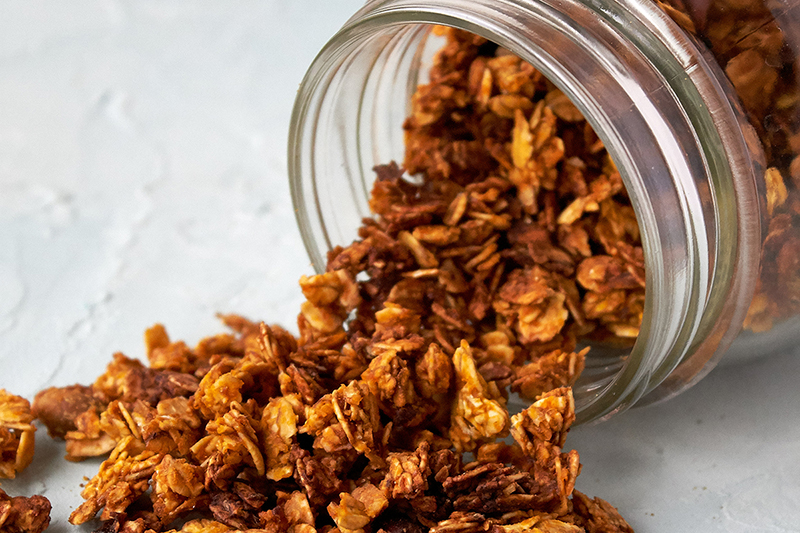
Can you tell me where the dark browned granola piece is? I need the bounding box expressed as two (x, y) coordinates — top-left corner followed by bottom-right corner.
(0, 487), (51, 533)
(32, 384), (104, 439)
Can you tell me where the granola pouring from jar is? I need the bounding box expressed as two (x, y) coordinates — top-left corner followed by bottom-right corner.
(289, 0), (800, 419)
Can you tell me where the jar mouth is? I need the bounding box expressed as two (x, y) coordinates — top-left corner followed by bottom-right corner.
(289, 0), (762, 422)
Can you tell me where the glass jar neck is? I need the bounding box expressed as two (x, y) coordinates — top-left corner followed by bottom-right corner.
(289, 0), (764, 422)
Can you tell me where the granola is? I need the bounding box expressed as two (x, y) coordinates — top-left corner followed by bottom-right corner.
(27, 26), (636, 533)
(0, 389), (36, 479)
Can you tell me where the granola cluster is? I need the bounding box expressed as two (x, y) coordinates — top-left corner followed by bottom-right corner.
(657, 0), (800, 331)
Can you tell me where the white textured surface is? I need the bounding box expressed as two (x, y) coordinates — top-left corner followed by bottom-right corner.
(1, 2), (798, 531)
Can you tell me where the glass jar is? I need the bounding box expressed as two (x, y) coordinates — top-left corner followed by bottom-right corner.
(288, 0), (800, 422)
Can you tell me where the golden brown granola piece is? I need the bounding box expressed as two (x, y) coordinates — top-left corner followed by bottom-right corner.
(145, 323), (208, 374)
(374, 303), (421, 341)
(197, 328), (246, 360)
(582, 290), (627, 320)
(765, 168), (789, 217)
(254, 323), (293, 375)
(361, 349), (427, 428)
(598, 291), (644, 339)
(742, 290), (778, 333)
(474, 441), (525, 465)
(329, 381), (382, 462)
(70, 396), (193, 464)
(0, 487), (51, 533)
(450, 340), (509, 452)
(291, 445), (351, 507)
(537, 448), (581, 516)
(512, 348), (588, 401)
(443, 462), (542, 514)
(206, 481), (271, 530)
(0, 389), (36, 479)
(65, 406), (117, 461)
(399, 230), (440, 268)
(514, 294), (570, 345)
(576, 256), (642, 294)
(380, 440), (431, 500)
(92, 353), (154, 404)
(145, 323), (171, 355)
(497, 267), (551, 306)
(151, 454), (204, 523)
(498, 516), (583, 532)
(300, 270), (361, 311)
(494, 268), (570, 345)
(261, 395), (300, 481)
(299, 382), (382, 488)
(93, 352), (200, 407)
(303, 405), (340, 455)
(726, 48), (778, 116)
(140, 396), (203, 457)
(191, 401), (264, 490)
(328, 483), (388, 533)
(476, 332), (514, 369)
(429, 511), (486, 533)
(282, 490), (316, 533)
(414, 342), (454, 400)
(193, 359), (244, 421)
(108, 400), (158, 445)
(511, 388), (580, 514)
(70, 435), (163, 524)
(511, 387), (575, 452)
(413, 224), (461, 246)
(299, 270), (361, 340)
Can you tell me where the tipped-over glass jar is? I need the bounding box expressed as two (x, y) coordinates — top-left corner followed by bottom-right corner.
(288, 0), (800, 423)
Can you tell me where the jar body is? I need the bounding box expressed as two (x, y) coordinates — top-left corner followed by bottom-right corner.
(289, 0), (800, 421)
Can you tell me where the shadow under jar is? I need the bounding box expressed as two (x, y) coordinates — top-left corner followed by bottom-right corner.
(288, 0), (800, 423)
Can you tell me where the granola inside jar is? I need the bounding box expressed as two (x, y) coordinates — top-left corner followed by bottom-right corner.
(288, 0), (799, 422)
